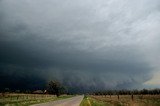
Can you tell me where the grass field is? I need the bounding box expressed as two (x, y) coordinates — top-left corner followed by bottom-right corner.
(80, 95), (109, 106)
(0, 93), (73, 106)
(89, 95), (160, 106)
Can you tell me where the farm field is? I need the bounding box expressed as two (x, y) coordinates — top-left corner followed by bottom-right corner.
(80, 95), (109, 106)
(0, 93), (73, 106)
(88, 95), (160, 106)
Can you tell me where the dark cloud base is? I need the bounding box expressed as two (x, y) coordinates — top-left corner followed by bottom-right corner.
(0, 0), (158, 92)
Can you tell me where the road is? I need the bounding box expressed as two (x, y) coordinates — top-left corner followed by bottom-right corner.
(31, 95), (84, 106)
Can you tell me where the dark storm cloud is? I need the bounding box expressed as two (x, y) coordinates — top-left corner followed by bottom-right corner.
(0, 0), (160, 91)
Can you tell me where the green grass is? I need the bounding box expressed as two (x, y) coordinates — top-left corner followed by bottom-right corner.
(0, 94), (74, 106)
(80, 96), (109, 106)
(90, 95), (160, 106)
(0, 98), (55, 106)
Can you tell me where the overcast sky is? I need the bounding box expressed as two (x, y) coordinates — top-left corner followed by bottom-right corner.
(0, 0), (160, 91)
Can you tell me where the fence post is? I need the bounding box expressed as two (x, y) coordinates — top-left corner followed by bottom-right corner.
(17, 95), (19, 100)
(131, 94), (133, 101)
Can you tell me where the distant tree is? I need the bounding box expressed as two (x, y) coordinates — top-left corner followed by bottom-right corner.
(4, 88), (10, 93)
(47, 80), (65, 97)
(15, 90), (20, 93)
(25, 90), (31, 94)
(60, 86), (68, 94)
(141, 89), (148, 95)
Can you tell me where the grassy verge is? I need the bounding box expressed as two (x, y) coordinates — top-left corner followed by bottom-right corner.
(80, 95), (109, 106)
(91, 95), (160, 106)
(0, 97), (55, 106)
(0, 94), (74, 106)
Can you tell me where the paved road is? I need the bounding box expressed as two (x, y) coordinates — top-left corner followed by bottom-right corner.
(31, 95), (84, 106)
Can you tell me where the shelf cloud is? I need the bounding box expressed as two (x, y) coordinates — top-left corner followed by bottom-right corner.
(0, 0), (160, 91)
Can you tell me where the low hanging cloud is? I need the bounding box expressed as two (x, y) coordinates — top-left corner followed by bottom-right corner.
(0, 0), (160, 91)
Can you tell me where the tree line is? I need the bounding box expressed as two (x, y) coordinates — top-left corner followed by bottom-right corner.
(1, 80), (68, 97)
(91, 89), (160, 96)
